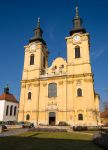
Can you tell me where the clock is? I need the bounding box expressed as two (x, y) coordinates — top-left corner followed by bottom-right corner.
(30, 43), (36, 51)
(73, 35), (80, 42)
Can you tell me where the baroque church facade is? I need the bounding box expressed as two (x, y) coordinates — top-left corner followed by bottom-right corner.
(18, 7), (100, 126)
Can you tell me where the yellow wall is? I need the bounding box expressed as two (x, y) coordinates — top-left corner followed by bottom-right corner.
(18, 32), (100, 126)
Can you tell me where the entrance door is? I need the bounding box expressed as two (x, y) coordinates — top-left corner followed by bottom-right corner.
(49, 112), (56, 126)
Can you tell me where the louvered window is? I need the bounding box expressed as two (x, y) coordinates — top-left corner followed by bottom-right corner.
(30, 54), (34, 65)
(75, 46), (80, 58)
(28, 92), (32, 100)
(43, 56), (45, 68)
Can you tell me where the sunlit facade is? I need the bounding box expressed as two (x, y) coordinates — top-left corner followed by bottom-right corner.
(18, 7), (100, 126)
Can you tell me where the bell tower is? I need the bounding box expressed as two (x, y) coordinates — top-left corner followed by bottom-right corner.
(22, 18), (48, 80)
(66, 7), (92, 75)
(65, 7), (100, 126)
(18, 19), (48, 124)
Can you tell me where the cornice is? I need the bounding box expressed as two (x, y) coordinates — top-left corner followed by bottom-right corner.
(21, 73), (93, 84)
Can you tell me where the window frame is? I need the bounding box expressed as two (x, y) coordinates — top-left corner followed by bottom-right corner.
(30, 54), (34, 65)
(48, 83), (57, 98)
(14, 106), (17, 116)
(78, 114), (83, 121)
(43, 56), (46, 68)
(10, 105), (13, 116)
(6, 105), (9, 116)
(77, 88), (83, 97)
(26, 114), (30, 120)
(75, 46), (81, 58)
(28, 92), (32, 100)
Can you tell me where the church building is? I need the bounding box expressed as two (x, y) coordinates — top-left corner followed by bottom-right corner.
(18, 7), (100, 126)
(0, 85), (18, 123)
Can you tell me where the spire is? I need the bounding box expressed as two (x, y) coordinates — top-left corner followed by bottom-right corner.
(37, 17), (40, 28)
(75, 6), (79, 18)
(29, 18), (46, 45)
(4, 84), (9, 94)
(69, 6), (86, 36)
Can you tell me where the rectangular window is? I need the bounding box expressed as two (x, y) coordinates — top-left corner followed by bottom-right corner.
(48, 83), (57, 98)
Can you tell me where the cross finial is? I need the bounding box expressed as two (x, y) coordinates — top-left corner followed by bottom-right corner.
(5, 84), (9, 88)
(4, 84), (9, 94)
(76, 6), (79, 18)
(37, 17), (40, 28)
(38, 17), (40, 23)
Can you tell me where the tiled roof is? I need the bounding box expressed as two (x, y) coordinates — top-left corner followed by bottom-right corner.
(0, 93), (18, 103)
(100, 109), (108, 118)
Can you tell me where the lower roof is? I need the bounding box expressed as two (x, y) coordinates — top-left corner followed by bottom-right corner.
(0, 93), (18, 103)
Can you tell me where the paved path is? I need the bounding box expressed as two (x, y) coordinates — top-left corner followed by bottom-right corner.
(0, 128), (29, 137)
(73, 131), (94, 135)
(0, 127), (95, 137)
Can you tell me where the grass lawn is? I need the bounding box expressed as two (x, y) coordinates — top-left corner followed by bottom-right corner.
(0, 132), (103, 150)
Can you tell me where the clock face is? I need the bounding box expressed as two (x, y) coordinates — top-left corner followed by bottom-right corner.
(30, 43), (36, 51)
(73, 35), (80, 42)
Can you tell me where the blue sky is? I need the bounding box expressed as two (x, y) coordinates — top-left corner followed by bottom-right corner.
(0, 0), (108, 110)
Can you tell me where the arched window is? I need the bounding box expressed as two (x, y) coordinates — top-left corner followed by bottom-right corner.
(14, 106), (17, 116)
(48, 83), (57, 98)
(10, 105), (13, 116)
(78, 114), (83, 120)
(77, 88), (82, 97)
(43, 56), (46, 68)
(28, 92), (32, 100)
(6, 105), (9, 116)
(75, 46), (80, 58)
(26, 114), (30, 120)
(30, 54), (34, 65)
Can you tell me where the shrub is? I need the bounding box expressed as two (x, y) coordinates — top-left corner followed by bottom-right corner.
(58, 121), (69, 126)
(73, 126), (88, 131)
(87, 126), (100, 131)
(93, 133), (108, 149)
(39, 123), (47, 126)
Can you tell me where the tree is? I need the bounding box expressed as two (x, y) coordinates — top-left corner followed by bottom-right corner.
(104, 101), (108, 110)
(93, 109), (100, 126)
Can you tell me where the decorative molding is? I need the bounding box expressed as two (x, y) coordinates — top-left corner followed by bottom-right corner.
(70, 73), (93, 78)
(27, 84), (32, 90)
(29, 50), (36, 53)
(43, 83), (47, 86)
(86, 109), (94, 112)
(32, 110), (39, 112)
(25, 47), (30, 52)
(84, 79), (93, 82)
(21, 84), (26, 88)
(58, 81), (64, 85)
(67, 62), (91, 66)
(18, 110), (24, 113)
(72, 41), (82, 45)
(34, 84), (40, 87)
(66, 40), (73, 44)
(77, 109), (84, 112)
(25, 111), (31, 113)
(48, 101), (57, 106)
(82, 36), (88, 41)
(67, 80), (73, 84)
(21, 78), (39, 83)
(66, 109), (75, 112)
(76, 80), (82, 86)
